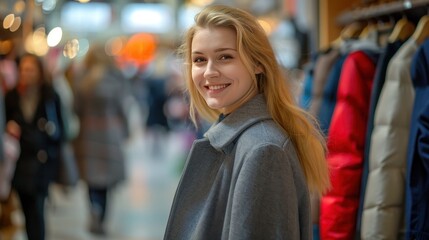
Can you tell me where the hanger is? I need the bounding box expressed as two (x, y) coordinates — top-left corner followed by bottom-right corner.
(327, 22), (363, 50)
(374, 18), (394, 47)
(359, 21), (378, 39)
(388, 15), (415, 43)
(412, 15), (429, 45)
(341, 22), (364, 40)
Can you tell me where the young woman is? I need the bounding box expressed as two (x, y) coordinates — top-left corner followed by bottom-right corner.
(5, 53), (64, 240)
(164, 5), (330, 240)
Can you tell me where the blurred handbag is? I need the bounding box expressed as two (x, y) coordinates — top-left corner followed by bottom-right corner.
(45, 99), (80, 187)
(0, 133), (20, 201)
(56, 143), (79, 186)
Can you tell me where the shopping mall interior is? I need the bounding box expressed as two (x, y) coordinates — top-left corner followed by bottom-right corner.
(1, 0), (429, 239)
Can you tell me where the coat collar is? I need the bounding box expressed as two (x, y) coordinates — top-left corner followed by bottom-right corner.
(205, 94), (272, 152)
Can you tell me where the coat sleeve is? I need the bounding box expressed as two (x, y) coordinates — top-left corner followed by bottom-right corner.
(225, 143), (310, 240)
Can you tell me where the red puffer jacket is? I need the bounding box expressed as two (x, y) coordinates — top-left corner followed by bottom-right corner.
(320, 50), (377, 240)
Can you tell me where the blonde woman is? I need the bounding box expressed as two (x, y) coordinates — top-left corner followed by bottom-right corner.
(164, 5), (330, 240)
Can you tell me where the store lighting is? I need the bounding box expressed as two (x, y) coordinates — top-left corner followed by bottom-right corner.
(3, 14), (15, 29)
(61, 2), (111, 32)
(47, 27), (62, 47)
(42, 0), (57, 12)
(121, 3), (173, 34)
(189, 0), (214, 7)
(14, 0), (26, 14)
(9, 16), (21, 32)
(63, 39), (79, 59)
(25, 27), (49, 56)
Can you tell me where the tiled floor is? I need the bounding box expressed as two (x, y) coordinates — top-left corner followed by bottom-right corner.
(1, 126), (194, 240)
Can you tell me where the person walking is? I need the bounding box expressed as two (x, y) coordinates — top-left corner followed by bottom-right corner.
(4, 53), (64, 240)
(72, 43), (130, 236)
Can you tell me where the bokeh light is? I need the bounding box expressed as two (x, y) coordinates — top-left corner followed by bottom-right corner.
(47, 27), (63, 47)
(9, 16), (21, 32)
(3, 14), (15, 29)
(24, 27), (49, 56)
(118, 33), (157, 67)
(105, 37), (125, 56)
(63, 38), (79, 59)
(14, 0), (26, 14)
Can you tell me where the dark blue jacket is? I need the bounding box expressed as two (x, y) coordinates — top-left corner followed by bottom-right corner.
(406, 39), (429, 240)
(317, 54), (346, 134)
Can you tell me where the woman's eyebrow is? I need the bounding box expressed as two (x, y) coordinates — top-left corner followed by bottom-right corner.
(192, 48), (237, 54)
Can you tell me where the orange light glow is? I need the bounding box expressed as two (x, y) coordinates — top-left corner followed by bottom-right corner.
(118, 33), (157, 68)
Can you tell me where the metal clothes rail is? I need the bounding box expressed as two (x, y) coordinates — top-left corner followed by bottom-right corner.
(337, 0), (429, 25)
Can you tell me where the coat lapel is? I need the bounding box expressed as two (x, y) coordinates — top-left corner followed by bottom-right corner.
(205, 94), (272, 152)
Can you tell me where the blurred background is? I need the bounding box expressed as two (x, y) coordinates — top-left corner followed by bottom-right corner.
(2, 0), (427, 240)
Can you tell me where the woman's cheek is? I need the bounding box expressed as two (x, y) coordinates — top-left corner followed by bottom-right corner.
(192, 70), (204, 88)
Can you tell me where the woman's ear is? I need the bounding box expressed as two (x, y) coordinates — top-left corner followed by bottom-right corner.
(254, 64), (264, 74)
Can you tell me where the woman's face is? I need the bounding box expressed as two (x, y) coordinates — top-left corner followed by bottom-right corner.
(191, 27), (258, 114)
(19, 56), (41, 87)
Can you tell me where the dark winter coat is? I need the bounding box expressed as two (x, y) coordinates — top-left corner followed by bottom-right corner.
(5, 84), (64, 195)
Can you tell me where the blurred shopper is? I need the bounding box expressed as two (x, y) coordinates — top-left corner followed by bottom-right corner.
(140, 72), (170, 156)
(0, 72), (21, 239)
(4, 53), (64, 240)
(72, 43), (129, 236)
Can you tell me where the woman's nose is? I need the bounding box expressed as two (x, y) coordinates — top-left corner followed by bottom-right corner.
(203, 60), (219, 78)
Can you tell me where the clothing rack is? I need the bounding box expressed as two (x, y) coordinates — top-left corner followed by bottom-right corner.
(337, 0), (429, 26)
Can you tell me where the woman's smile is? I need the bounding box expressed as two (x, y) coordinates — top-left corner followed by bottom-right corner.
(205, 83), (231, 93)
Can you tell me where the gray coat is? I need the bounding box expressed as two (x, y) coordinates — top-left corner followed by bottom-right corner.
(164, 94), (311, 240)
(73, 68), (129, 188)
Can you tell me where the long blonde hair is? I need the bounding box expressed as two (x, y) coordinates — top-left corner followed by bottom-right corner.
(179, 5), (330, 195)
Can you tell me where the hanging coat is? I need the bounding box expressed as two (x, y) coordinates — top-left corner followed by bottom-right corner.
(309, 47), (340, 117)
(405, 38), (429, 240)
(361, 39), (419, 240)
(320, 50), (377, 240)
(356, 39), (404, 237)
(316, 54), (346, 134)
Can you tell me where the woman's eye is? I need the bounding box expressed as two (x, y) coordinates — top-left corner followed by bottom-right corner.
(193, 57), (205, 63)
(219, 55), (232, 60)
